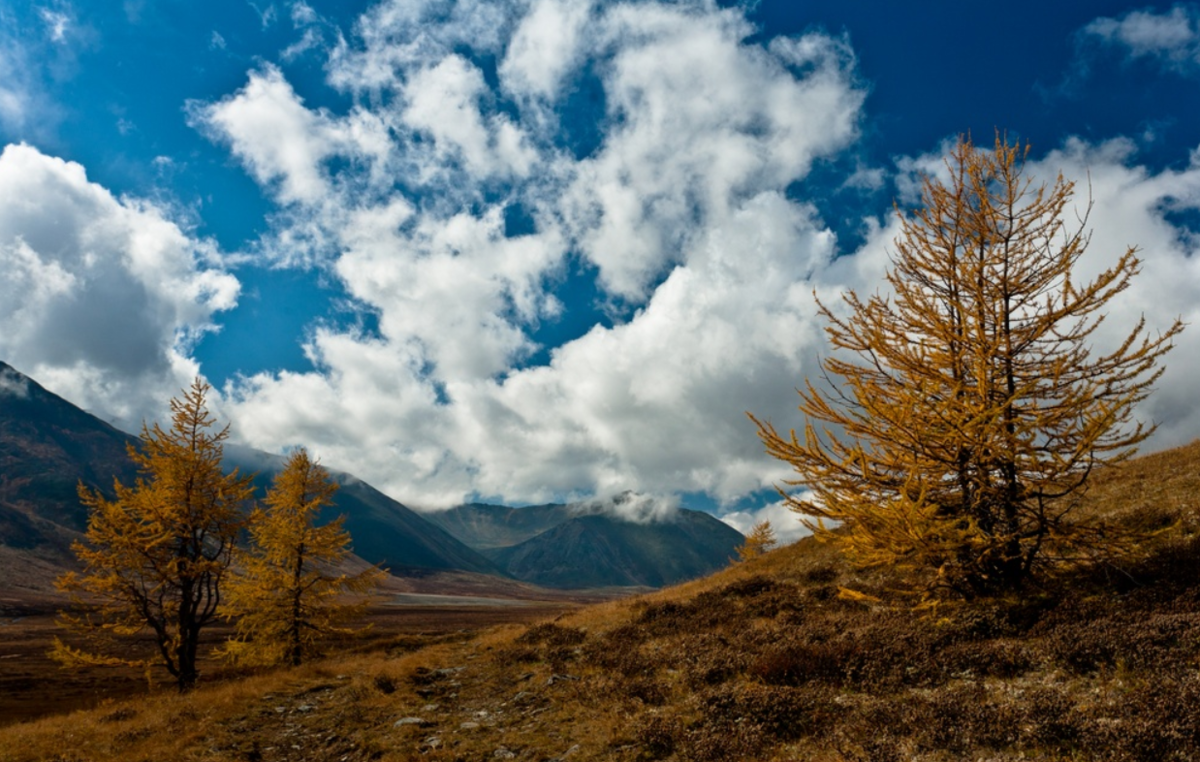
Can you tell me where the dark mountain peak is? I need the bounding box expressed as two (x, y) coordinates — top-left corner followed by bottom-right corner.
(424, 498), (745, 589)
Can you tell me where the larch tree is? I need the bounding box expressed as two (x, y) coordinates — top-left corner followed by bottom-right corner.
(736, 520), (779, 562)
(751, 134), (1183, 599)
(54, 379), (253, 691)
(219, 448), (384, 667)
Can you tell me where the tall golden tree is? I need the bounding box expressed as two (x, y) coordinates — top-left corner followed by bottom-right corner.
(54, 379), (253, 691)
(752, 134), (1183, 598)
(219, 448), (384, 667)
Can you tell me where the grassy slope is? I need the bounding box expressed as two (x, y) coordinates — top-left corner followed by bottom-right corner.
(5, 441), (1200, 762)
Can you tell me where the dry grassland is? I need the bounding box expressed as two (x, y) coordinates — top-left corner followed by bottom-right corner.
(4, 441), (1200, 761)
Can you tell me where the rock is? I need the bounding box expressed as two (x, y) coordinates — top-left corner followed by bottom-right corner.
(549, 744), (582, 761)
(421, 704), (439, 713)
(394, 717), (426, 727)
(296, 704), (315, 713)
(460, 721), (480, 730)
(546, 673), (579, 686)
(494, 748), (517, 759)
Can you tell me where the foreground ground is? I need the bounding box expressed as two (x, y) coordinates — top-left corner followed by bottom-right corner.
(3, 441), (1200, 761)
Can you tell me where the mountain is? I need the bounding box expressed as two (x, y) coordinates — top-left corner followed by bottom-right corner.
(424, 499), (746, 588)
(0, 362), (499, 596)
(0, 361), (141, 596)
(222, 446), (499, 576)
(420, 502), (581, 551)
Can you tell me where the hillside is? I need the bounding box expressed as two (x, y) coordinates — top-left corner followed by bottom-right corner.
(5, 440), (1200, 760)
(0, 362), (501, 598)
(223, 446), (501, 577)
(425, 500), (746, 588)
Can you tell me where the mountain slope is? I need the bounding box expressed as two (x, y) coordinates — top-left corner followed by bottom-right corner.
(0, 362), (139, 586)
(223, 446), (501, 576)
(421, 502), (578, 550)
(427, 500), (746, 588)
(0, 362), (501, 592)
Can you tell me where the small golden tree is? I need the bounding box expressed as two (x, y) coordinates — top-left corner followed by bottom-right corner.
(219, 448), (383, 667)
(55, 379), (253, 691)
(752, 134), (1183, 598)
(736, 520), (779, 562)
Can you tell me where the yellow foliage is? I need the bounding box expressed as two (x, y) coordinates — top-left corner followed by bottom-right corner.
(55, 379), (253, 691)
(219, 448), (385, 667)
(752, 133), (1183, 598)
(736, 520), (779, 561)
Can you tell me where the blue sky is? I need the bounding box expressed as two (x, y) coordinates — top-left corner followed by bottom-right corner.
(2, 0), (1200, 538)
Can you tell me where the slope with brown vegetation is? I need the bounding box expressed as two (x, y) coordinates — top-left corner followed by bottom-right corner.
(5, 440), (1200, 761)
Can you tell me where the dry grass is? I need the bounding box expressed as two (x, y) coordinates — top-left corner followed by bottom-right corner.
(5, 441), (1200, 761)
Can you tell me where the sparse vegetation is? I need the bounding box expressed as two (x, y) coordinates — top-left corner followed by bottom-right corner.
(6, 439), (1200, 761)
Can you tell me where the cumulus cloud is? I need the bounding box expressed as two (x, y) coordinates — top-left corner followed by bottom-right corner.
(195, 0), (867, 508)
(0, 143), (239, 427)
(1024, 138), (1200, 448)
(1083, 4), (1200, 72)
(190, 0), (1200, 517)
(720, 498), (812, 546)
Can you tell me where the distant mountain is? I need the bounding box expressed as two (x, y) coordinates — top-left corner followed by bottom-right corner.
(222, 446), (500, 576)
(0, 362), (500, 595)
(420, 502), (580, 551)
(424, 499), (745, 589)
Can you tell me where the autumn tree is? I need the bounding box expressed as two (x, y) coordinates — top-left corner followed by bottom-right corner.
(54, 379), (253, 691)
(219, 448), (384, 667)
(736, 520), (778, 562)
(752, 134), (1183, 599)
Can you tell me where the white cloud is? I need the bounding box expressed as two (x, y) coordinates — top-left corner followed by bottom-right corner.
(402, 55), (536, 178)
(1025, 138), (1200, 449)
(203, 0), (866, 509)
(0, 365), (30, 398)
(291, 1), (317, 26)
(38, 9), (71, 43)
(1083, 5), (1200, 71)
(499, 0), (592, 100)
(194, 65), (336, 205)
(0, 143), (239, 427)
(720, 498), (812, 546)
(191, 0), (1200, 519)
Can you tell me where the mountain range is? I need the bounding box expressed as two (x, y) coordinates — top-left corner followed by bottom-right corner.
(0, 360), (743, 598)
(424, 501), (745, 588)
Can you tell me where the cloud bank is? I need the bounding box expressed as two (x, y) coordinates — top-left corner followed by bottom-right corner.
(0, 144), (239, 426)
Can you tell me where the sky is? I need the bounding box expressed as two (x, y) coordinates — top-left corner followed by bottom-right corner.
(3, 0), (1200, 542)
